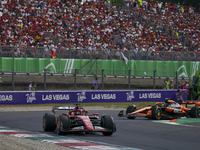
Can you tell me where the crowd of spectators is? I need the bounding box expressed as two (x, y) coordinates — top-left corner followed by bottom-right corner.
(0, 0), (199, 60)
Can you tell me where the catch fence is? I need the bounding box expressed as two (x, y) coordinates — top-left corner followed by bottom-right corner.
(0, 46), (199, 61)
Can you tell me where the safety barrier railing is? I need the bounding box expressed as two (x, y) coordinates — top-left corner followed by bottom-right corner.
(0, 46), (199, 61)
(0, 69), (189, 91)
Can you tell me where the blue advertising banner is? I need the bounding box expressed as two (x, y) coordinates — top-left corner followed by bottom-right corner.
(0, 90), (187, 105)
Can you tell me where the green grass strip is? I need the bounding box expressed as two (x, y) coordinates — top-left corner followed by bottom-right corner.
(176, 118), (200, 124)
(0, 128), (12, 130)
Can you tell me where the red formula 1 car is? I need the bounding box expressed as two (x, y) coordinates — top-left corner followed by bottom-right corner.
(43, 104), (116, 136)
(118, 99), (200, 120)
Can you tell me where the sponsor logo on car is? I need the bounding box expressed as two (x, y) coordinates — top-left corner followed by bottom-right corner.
(73, 126), (84, 130)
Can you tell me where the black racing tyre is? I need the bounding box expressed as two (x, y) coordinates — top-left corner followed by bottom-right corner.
(57, 115), (70, 135)
(190, 107), (200, 118)
(101, 115), (116, 136)
(43, 113), (56, 132)
(151, 106), (162, 120)
(126, 106), (136, 119)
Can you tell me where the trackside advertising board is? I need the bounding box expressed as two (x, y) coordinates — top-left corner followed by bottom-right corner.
(0, 90), (187, 105)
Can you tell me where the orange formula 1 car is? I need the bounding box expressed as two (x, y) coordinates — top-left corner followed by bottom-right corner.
(118, 99), (200, 120)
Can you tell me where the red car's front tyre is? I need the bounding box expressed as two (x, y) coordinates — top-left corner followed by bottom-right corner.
(56, 115), (70, 135)
(43, 113), (56, 132)
(101, 115), (116, 136)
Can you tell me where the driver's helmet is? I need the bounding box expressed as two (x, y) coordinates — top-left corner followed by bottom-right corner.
(82, 111), (87, 114)
(75, 111), (80, 115)
(133, 105), (136, 110)
(165, 98), (170, 103)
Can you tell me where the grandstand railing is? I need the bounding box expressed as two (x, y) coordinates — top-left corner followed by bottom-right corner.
(0, 46), (199, 61)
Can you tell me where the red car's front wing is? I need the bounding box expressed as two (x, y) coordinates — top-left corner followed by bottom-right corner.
(60, 126), (113, 133)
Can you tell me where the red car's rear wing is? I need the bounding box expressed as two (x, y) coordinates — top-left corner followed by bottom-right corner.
(52, 106), (75, 113)
(52, 106), (75, 110)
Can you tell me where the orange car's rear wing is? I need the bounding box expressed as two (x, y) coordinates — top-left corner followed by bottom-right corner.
(183, 101), (200, 107)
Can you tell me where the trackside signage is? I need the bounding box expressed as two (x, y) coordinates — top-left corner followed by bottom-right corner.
(0, 90), (187, 105)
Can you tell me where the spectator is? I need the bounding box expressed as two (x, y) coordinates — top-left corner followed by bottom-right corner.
(31, 82), (37, 91)
(174, 80), (181, 89)
(28, 82), (33, 91)
(185, 80), (189, 90)
(165, 77), (170, 90)
(170, 80), (174, 89)
(0, 0), (199, 59)
(28, 82), (37, 91)
(162, 79), (166, 89)
(176, 89), (184, 104)
(92, 77), (99, 90)
(0, 77), (2, 86)
(182, 82), (185, 89)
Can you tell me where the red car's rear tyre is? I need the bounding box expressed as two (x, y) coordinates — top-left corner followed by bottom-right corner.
(190, 107), (200, 118)
(57, 115), (70, 135)
(43, 113), (56, 132)
(151, 106), (162, 120)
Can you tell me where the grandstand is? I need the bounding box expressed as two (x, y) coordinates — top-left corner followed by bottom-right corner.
(0, 0), (199, 60)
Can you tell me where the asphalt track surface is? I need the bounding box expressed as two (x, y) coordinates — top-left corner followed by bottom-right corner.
(0, 110), (200, 150)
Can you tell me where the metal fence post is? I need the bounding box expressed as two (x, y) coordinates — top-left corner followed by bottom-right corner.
(153, 70), (156, 89)
(155, 52), (157, 61)
(171, 52), (173, 61)
(196, 52), (198, 62)
(59, 48), (61, 59)
(176, 71), (178, 89)
(69, 49), (72, 58)
(74, 69), (77, 90)
(12, 69), (14, 91)
(110, 50), (112, 59)
(44, 69), (46, 90)
(24, 48), (27, 58)
(102, 69), (104, 90)
(128, 69), (131, 89)
(146, 52), (148, 60)
(100, 51), (102, 59)
(12, 49), (14, 58)
(164, 51), (166, 61)
(80, 50), (82, 59)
